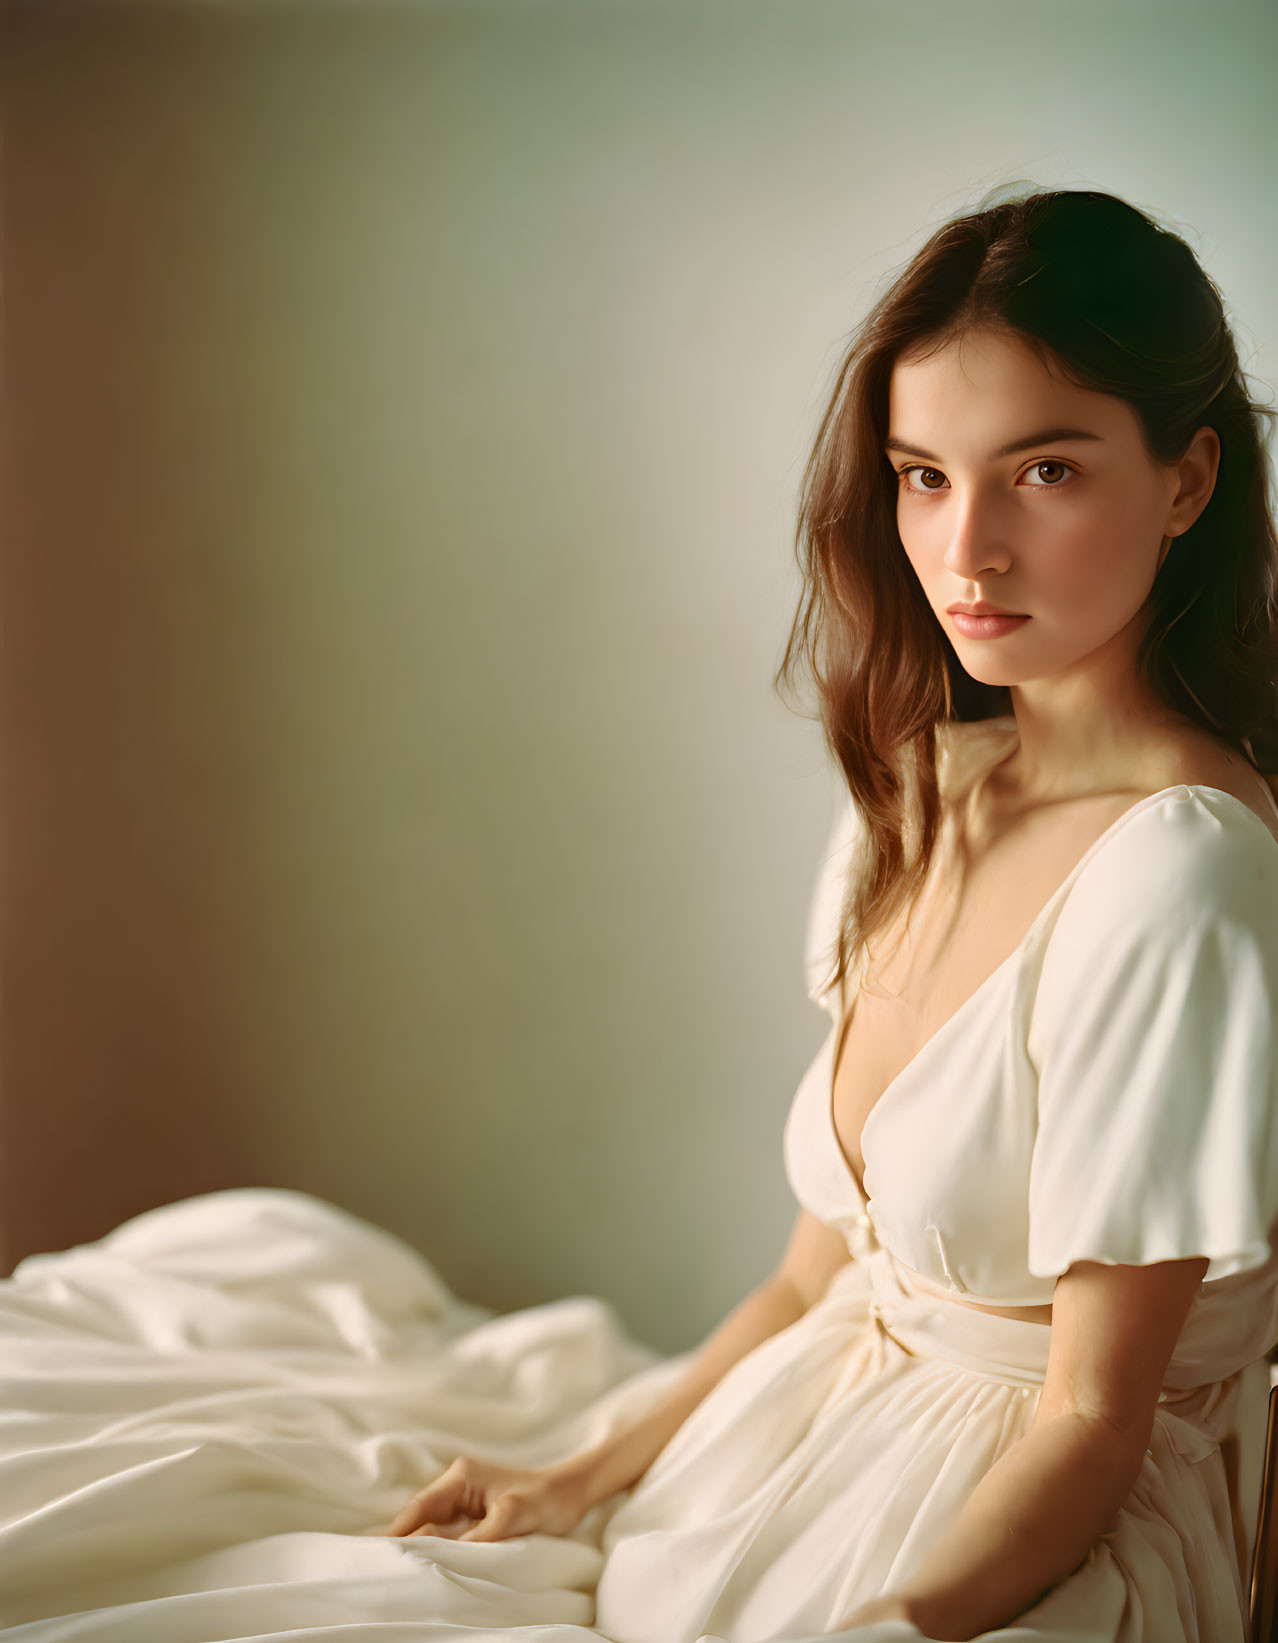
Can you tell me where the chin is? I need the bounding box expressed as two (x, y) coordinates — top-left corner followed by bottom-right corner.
(954, 656), (1038, 689)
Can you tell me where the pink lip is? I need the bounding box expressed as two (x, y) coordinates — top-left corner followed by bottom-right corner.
(947, 603), (1025, 616)
(951, 610), (1030, 639)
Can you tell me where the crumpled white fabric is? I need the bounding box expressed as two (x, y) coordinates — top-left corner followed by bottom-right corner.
(0, 1187), (674, 1640)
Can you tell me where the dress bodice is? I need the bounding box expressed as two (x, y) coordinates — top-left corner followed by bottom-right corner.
(784, 721), (1278, 1419)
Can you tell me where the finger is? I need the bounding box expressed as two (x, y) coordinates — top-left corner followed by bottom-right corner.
(460, 1497), (524, 1542)
(390, 1475), (466, 1536)
(390, 1502), (430, 1536)
(389, 1506), (420, 1536)
(408, 1516), (476, 1539)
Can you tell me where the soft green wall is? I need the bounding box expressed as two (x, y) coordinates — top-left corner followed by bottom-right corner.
(1, 0), (1274, 1353)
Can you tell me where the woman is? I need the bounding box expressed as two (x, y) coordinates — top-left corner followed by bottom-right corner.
(389, 188), (1278, 1641)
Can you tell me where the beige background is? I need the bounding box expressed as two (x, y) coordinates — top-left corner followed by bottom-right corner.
(1, 0), (1274, 1352)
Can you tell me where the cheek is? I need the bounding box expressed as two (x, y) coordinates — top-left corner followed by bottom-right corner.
(1037, 539), (1101, 603)
(1038, 521), (1148, 610)
(895, 517), (939, 585)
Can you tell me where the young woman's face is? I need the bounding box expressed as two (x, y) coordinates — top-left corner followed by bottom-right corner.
(885, 327), (1183, 687)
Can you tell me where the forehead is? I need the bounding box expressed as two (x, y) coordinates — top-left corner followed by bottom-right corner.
(887, 329), (1129, 443)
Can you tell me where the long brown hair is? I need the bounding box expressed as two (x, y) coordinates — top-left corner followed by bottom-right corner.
(775, 184), (1278, 1004)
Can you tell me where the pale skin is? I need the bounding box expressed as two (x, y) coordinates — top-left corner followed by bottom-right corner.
(388, 327), (1272, 1639)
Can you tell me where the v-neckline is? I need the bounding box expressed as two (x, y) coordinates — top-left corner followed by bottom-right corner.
(825, 776), (1278, 1207)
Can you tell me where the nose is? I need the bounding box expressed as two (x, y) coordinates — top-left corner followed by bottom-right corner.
(941, 495), (1013, 582)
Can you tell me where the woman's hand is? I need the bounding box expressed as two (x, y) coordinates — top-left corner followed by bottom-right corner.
(388, 1454), (590, 1543)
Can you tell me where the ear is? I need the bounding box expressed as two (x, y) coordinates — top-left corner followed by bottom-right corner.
(1165, 423), (1221, 538)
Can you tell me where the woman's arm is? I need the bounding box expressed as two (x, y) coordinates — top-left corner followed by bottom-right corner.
(879, 1254), (1210, 1641)
(550, 1209), (851, 1512)
(548, 1277), (807, 1510)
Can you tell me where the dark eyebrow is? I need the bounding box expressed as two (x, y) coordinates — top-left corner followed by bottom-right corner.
(883, 426), (1106, 462)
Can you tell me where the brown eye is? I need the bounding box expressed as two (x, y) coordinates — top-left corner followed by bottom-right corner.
(898, 466), (946, 492)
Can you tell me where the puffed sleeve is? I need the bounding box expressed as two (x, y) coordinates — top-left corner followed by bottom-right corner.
(1025, 787), (1278, 1284)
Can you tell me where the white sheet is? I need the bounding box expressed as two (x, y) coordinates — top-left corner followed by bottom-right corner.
(0, 1187), (704, 1642)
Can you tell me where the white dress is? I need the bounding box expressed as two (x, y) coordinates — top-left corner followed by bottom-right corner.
(2, 718), (1277, 1643)
(594, 719), (1278, 1641)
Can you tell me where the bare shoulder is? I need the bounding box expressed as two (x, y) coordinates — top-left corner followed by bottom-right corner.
(941, 716), (1278, 860)
(1149, 732), (1278, 848)
(933, 713), (1274, 854)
